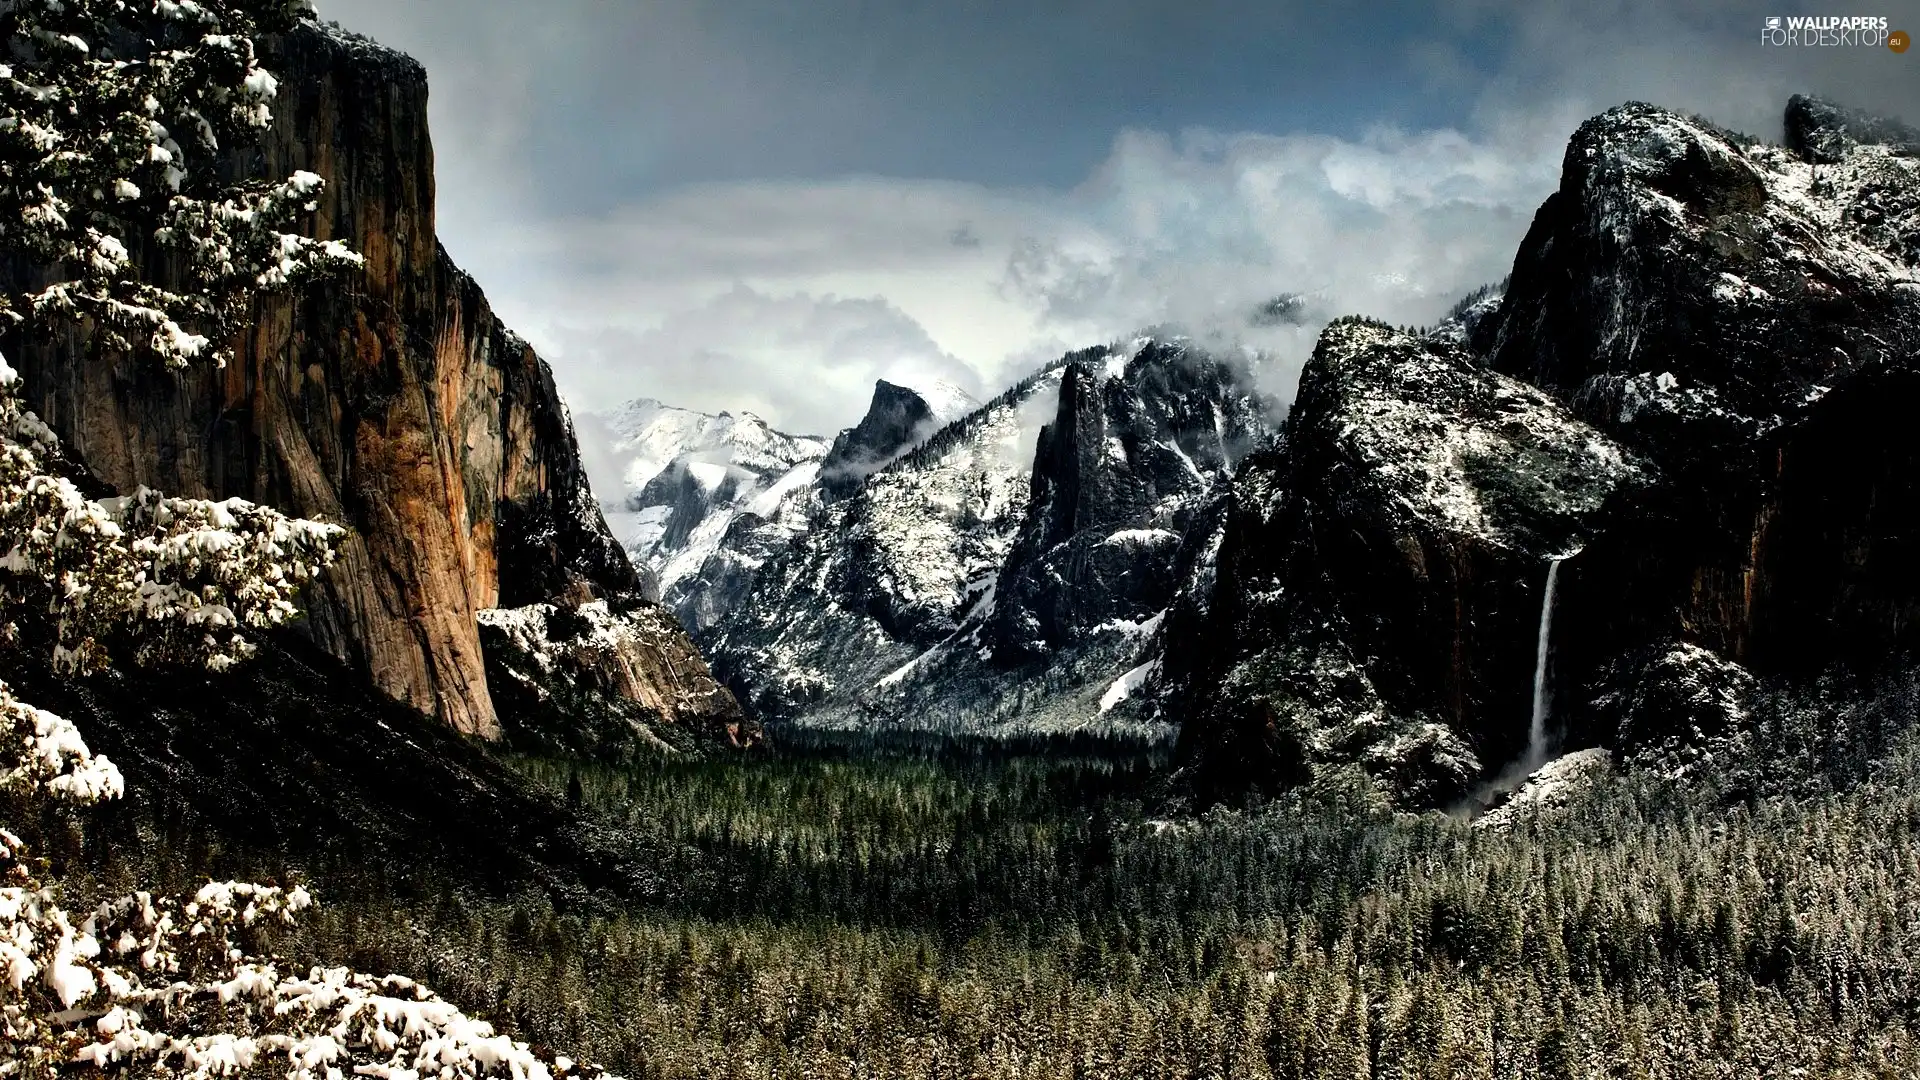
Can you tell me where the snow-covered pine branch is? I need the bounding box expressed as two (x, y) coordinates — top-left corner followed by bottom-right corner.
(0, 0), (362, 369)
(0, 682), (607, 1079)
(0, 3), (609, 1075)
(0, 354), (343, 675)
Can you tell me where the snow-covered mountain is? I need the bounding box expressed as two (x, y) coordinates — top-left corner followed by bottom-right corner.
(703, 338), (1277, 737)
(1162, 95), (1920, 808)
(589, 400), (829, 590)
(586, 379), (978, 634)
(817, 378), (979, 501)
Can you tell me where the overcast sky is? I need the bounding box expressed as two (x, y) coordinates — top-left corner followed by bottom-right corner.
(313, 0), (1918, 438)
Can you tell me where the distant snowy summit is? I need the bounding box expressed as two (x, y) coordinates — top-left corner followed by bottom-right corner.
(584, 378), (977, 634)
(818, 378), (978, 500)
(590, 399), (827, 595)
(703, 336), (1278, 739)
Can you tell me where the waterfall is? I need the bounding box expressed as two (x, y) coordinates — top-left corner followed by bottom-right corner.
(1524, 557), (1565, 772)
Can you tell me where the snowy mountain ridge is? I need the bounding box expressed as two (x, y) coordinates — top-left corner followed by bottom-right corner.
(585, 398), (829, 609)
(586, 376), (985, 635)
(704, 336), (1277, 737)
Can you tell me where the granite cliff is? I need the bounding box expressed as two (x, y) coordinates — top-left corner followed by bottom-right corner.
(1165, 97), (1920, 806)
(4, 21), (743, 748)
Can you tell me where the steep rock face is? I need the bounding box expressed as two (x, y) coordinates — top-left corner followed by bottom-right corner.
(5, 22), (738, 743)
(1165, 321), (1642, 804)
(1170, 97), (1920, 806)
(709, 340), (1274, 734)
(1481, 98), (1920, 748)
(817, 381), (937, 501)
(990, 342), (1266, 660)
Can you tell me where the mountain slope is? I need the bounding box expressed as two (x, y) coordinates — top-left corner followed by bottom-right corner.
(708, 339), (1275, 735)
(589, 399), (829, 622)
(1165, 96), (1920, 806)
(589, 379), (977, 636)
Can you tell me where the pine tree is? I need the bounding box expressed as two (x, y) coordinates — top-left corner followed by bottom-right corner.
(0, 0), (361, 367)
(0, 3), (598, 1076)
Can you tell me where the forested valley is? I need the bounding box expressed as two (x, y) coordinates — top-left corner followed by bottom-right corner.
(27, 671), (1920, 1079)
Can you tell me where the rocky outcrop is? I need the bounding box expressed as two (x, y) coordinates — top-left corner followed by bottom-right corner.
(1481, 98), (1920, 749)
(1783, 94), (1920, 165)
(1168, 97), (1920, 806)
(4, 21), (740, 744)
(479, 597), (751, 758)
(817, 380), (973, 502)
(1164, 320), (1643, 804)
(989, 341), (1267, 661)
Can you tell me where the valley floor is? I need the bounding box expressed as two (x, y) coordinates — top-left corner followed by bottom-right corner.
(46, 710), (1920, 1079)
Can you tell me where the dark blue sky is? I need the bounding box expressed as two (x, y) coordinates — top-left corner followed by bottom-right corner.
(501, 1), (1514, 206)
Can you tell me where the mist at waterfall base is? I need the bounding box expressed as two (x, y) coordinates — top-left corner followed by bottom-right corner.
(1457, 554), (1573, 816)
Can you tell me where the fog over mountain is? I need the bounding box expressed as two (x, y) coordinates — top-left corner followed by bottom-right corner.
(315, 0), (1919, 440)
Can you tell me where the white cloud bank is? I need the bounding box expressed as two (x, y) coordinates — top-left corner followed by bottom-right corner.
(315, 0), (1917, 437)
(456, 123), (1557, 436)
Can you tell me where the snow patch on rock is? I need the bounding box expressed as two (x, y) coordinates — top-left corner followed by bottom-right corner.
(1474, 748), (1612, 830)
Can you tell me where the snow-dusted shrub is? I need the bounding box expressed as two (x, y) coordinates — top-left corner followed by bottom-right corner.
(0, 678), (606, 1079)
(0, 356), (344, 676)
(0, 2), (606, 1075)
(0, 0), (362, 368)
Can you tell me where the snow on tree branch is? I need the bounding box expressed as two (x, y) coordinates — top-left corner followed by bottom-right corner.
(0, 356), (344, 676)
(0, 681), (607, 1077)
(0, 381), (606, 1073)
(0, 0), (363, 369)
(0, 4), (608, 1074)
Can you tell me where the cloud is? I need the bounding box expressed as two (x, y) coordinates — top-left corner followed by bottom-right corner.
(551, 285), (984, 438)
(428, 123), (1556, 432)
(999, 122), (1557, 340)
(311, 0), (1917, 436)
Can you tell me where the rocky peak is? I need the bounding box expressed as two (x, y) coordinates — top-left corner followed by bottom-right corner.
(706, 364), (1063, 723)
(1163, 319), (1642, 804)
(1482, 96), (1920, 672)
(988, 339), (1269, 661)
(707, 337), (1275, 736)
(1487, 100), (1918, 447)
(817, 379), (955, 502)
(1170, 96), (1920, 807)
(1785, 94), (1920, 164)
